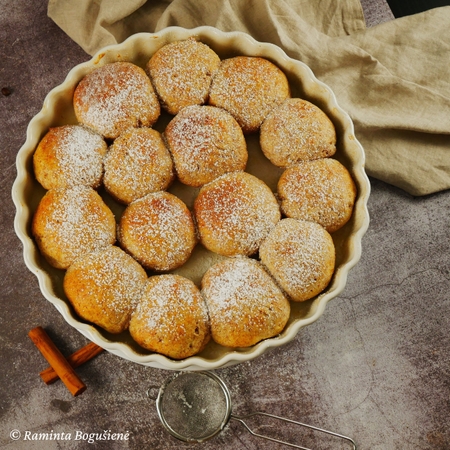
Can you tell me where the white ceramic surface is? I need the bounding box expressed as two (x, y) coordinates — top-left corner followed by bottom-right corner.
(12, 26), (370, 371)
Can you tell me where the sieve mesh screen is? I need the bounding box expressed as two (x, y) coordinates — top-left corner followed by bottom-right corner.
(156, 372), (357, 449)
(158, 372), (230, 441)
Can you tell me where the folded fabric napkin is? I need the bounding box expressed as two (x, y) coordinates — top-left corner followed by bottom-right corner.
(48, 0), (450, 196)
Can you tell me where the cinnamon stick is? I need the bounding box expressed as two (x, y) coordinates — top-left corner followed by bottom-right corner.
(28, 326), (86, 396)
(40, 342), (104, 385)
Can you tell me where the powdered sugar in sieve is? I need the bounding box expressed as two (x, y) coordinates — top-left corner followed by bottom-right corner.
(153, 371), (357, 449)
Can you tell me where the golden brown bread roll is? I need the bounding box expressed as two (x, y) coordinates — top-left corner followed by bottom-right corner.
(64, 245), (147, 334)
(278, 158), (356, 232)
(260, 98), (336, 167)
(32, 186), (116, 270)
(33, 125), (107, 190)
(201, 257), (290, 347)
(208, 56), (290, 134)
(164, 105), (248, 187)
(129, 274), (211, 359)
(103, 127), (174, 204)
(73, 61), (160, 139)
(146, 38), (220, 115)
(118, 191), (197, 272)
(259, 218), (335, 302)
(194, 171), (281, 257)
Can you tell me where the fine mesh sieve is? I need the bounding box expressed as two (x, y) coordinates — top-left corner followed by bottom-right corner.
(153, 371), (357, 449)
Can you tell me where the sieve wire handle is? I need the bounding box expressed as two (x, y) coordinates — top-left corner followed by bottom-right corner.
(230, 412), (357, 450)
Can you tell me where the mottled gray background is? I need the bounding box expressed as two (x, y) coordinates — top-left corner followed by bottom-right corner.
(1, 1), (448, 449)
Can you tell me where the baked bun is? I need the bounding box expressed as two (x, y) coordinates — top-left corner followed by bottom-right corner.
(73, 61), (160, 139)
(259, 218), (335, 302)
(278, 159), (356, 232)
(118, 191), (197, 272)
(164, 105), (247, 187)
(129, 274), (211, 359)
(201, 257), (290, 347)
(208, 56), (290, 133)
(63, 245), (147, 334)
(103, 127), (174, 204)
(146, 38), (220, 115)
(194, 171), (281, 256)
(260, 98), (336, 167)
(33, 125), (107, 190)
(32, 186), (116, 270)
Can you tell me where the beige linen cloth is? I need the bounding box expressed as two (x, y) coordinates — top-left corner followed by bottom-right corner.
(48, 0), (450, 196)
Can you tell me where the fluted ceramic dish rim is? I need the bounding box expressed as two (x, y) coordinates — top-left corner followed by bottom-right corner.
(12, 26), (370, 371)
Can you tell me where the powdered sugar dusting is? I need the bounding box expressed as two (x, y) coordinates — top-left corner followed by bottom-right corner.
(259, 218), (335, 302)
(129, 274), (210, 358)
(71, 246), (146, 311)
(56, 126), (106, 186)
(64, 245), (147, 333)
(50, 187), (114, 246)
(278, 159), (356, 232)
(33, 125), (107, 190)
(201, 257), (290, 347)
(203, 258), (262, 317)
(164, 105), (247, 186)
(33, 186), (116, 269)
(74, 62), (160, 139)
(135, 275), (208, 330)
(194, 172), (281, 256)
(119, 191), (196, 271)
(103, 127), (174, 204)
(260, 98), (336, 166)
(208, 56), (290, 133)
(147, 38), (220, 115)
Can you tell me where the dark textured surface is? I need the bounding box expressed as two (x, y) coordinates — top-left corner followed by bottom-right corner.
(1, 2), (449, 449)
(360, 0), (395, 25)
(386, 0), (450, 17)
